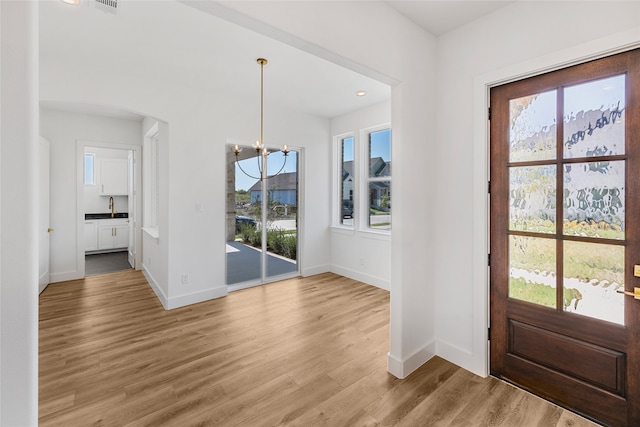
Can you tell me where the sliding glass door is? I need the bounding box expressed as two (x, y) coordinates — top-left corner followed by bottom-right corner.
(226, 144), (299, 288)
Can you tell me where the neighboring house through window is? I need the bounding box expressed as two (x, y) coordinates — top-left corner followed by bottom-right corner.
(367, 128), (391, 230)
(340, 136), (354, 225)
(336, 126), (391, 231)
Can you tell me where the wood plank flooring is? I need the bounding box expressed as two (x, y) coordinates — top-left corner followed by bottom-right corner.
(39, 271), (598, 426)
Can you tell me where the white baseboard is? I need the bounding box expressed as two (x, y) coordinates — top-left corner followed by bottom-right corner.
(49, 271), (83, 283)
(330, 265), (389, 291)
(142, 265), (168, 309)
(436, 338), (487, 378)
(142, 265), (227, 310)
(387, 340), (436, 379)
(165, 286), (227, 310)
(301, 264), (330, 277)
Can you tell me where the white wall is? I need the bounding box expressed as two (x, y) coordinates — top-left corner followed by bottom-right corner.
(219, 0), (640, 379)
(0, 2), (39, 425)
(434, 1), (640, 374)
(214, 0), (438, 380)
(40, 1), (332, 310)
(7, 1), (637, 423)
(330, 100), (391, 290)
(141, 117), (170, 305)
(40, 108), (142, 282)
(84, 147), (129, 214)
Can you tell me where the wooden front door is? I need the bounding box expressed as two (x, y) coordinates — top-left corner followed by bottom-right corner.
(490, 48), (640, 426)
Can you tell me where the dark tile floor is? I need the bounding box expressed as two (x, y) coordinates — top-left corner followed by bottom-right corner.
(85, 251), (132, 276)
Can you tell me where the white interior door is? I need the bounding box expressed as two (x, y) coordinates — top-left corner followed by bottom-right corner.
(39, 137), (51, 293)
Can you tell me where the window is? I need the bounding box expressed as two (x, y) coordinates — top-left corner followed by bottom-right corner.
(335, 126), (391, 231)
(143, 125), (160, 238)
(150, 136), (159, 229)
(340, 136), (354, 226)
(84, 153), (95, 185)
(367, 128), (391, 230)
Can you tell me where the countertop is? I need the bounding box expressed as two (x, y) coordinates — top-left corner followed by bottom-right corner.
(85, 213), (129, 220)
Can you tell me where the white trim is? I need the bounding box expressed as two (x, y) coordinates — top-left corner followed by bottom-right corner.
(471, 29), (640, 378)
(142, 227), (159, 240)
(225, 140), (304, 288)
(301, 263), (330, 277)
(76, 140), (142, 281)
(333, 131), (355, 227)
(166, 286), (228, 310)
(360, 123), (391, 234)
(49, 271), (83, 283)
(142, 265), (167, 309)
(143, 266), (228, 310)
(387, 340), (436, 379)
(330, 265), (389, 291)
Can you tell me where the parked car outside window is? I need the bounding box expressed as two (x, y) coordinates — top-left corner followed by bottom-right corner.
(235, 215), (257, 233)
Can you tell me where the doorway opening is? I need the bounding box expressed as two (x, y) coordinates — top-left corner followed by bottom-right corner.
(78, 141), (141, 278)
(226, 143), (300, 289)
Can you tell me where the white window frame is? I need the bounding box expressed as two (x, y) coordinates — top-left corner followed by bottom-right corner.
(142, 123), (160, 239)
(361, 124), (391, 233)
(333, 124), (391, 234)
(334, 132), (356, 228)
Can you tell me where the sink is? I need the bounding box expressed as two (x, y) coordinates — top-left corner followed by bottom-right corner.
(85, 213), (129, 220)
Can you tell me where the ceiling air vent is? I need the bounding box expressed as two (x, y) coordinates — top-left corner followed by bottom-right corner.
(95, 0), (117, 14)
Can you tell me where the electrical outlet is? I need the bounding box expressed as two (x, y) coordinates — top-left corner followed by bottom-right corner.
(181, 274), (189, 284)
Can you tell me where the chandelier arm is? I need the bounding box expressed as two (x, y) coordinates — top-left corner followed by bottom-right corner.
(235, 155), (262, 181)
(266, 153), (288, 179)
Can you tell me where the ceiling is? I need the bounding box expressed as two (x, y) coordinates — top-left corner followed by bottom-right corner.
(39, 1), (511, 121)
(385, 1), (514, 36)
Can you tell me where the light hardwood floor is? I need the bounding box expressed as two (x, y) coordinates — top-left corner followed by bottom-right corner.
(39, 271), (598, 426)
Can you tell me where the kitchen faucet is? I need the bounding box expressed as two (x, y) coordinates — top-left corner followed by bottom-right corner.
(109, 196), (115, 218)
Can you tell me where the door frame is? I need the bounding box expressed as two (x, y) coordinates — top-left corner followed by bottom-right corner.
(225, 140), (304, 292)
(39, 137), (51, 293)
(468, 32), (640, 378)
(76, 140), (142, 277)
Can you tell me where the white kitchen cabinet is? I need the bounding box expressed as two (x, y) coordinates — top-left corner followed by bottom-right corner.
(84, 221), (98, 252)
(97, 219), (129, 251)
(114, 224), (129, 248)
(99, 158), (128, 195)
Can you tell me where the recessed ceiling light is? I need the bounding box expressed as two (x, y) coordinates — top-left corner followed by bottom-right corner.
(61, 0), (80, 4)
(356, 91), (367, 97)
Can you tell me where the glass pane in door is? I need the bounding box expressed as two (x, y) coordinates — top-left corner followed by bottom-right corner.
(266, 150), (298, 280)
(509, 90), (557, 162)
(509, 235), (556, 307)
(563, 160), (625, 240)
(226, 144), (262, 285)
(563, 75), (625, 159)
(509, 165), (556, 233)
(563, 241), (624, 325)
